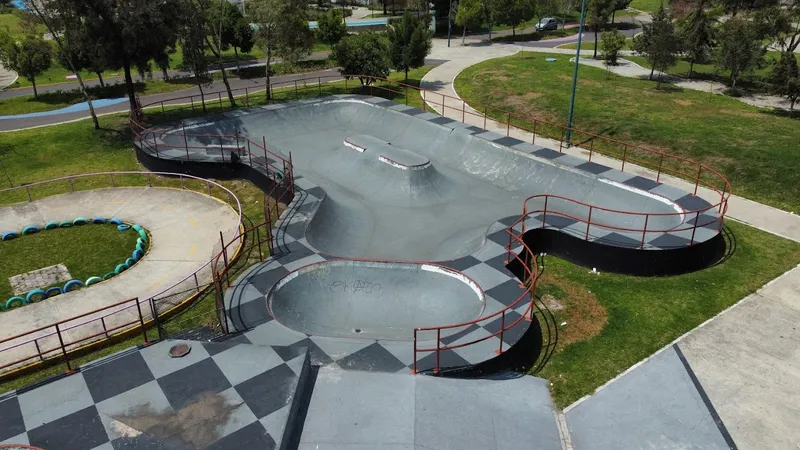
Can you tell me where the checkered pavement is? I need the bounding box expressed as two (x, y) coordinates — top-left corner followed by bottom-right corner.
(0, 339), (310, 450)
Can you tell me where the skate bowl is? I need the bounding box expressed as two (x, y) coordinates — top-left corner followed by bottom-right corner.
(267, 260), (485, 340)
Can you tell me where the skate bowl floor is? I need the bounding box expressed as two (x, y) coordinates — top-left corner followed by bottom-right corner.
(165, 96), (719, 262)
(267, 260), (485, 340)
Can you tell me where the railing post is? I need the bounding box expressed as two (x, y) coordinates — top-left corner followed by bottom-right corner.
(640, 214), (649, 249)
(434, 329), (441, 374)
(101, 317), (109, 338)
(191, 96), (195, 111)
(182, 122), (190, 162)
(483, 106), (487, 129)
(247, 140), (252, 167)
(441, 93), (445, 115)
(256, 225), (264, 262)
(411, 329), (418, 374)
(220, 231), (231, 286)
(110, 173), (115, 188)
(405, 85), (409, 105)
(69, 176), (74, 192)
(147, 173), (152, 187)
(345, 77), (348, 93)
(263, 136), (268, 170)
(559, 129), (564, 152)
(220, 136), (225, 164)
(542, 196), (548, 229)
(585, 206), (593, 240)
(161, 101), (165, 114)
(194, 272), (200, 293)
(318, 77), (322, 96)
(461, 100), (465, 123)
(245, 87), (249, 106)
(496, 311), (505, 354)
(506, 111), (511, 136)
(150, 297), (163, 340)
(656, 153), (664, 183)
(25, 186), (31, 202)
(694, 166), (702, 195)
(294, 80), (299, 99)
(589, 138), (594, 162)
(34, 339), (43, 362)
(218, 91), (223, 109)
(134, 297), (149, 345)
(690, 211), (700, 246)
(54, 323), (72, 372)
(621, 144), (628, 172)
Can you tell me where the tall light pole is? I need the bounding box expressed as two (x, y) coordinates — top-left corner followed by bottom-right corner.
(565, 0), (588, 146)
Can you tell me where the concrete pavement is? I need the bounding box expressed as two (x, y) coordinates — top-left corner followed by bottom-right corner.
(421, 37), (800, 448)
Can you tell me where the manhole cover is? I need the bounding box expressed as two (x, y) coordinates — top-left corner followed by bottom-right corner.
(353, 328), (362, 334)
(169, 343), (191, 358)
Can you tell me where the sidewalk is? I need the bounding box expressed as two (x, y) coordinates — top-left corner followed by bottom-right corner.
(422, 39), (800, 448)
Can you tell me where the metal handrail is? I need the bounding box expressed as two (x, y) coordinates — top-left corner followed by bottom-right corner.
(0, 172), (244, 374)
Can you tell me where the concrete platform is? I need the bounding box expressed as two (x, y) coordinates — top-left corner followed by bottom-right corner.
(0, 188), (241, 372)
(299, 367), (562, 450)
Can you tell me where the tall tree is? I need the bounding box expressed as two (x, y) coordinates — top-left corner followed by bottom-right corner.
(610, 0), (631, 23)
(249, 0), (314, 100)
(199, 0), (241, 108)
(54, 0), (182, 115)
(493, 0), (536, 35)
(715, 16), (764, 89)
(180, 0), (212, 112)
(387, 13), (432, 80)
(332, 31), (391, 86)
(455, 0), (483, 45)
(677, 2), (714, 78)
(758, 0), (799, 54)
(56, 27), (110, 87)
(24, 0), (99, 129)
(714, 0), (777, 17)
(0, 33), (51, 97)
(633, 4), (679, 87)
(317, 8), (347, 45)
(586, 0), (612, 58)
(600, 29), (626, 64)
(772, 51), (800, 111)
(556, 0), (579, 29)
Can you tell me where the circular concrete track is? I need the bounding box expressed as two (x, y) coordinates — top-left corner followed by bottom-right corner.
(0, 185), (241, 371)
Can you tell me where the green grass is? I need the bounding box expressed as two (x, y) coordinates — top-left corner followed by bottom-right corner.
(454, 52), (800, 212)
(0, 225), (140, 301)
(629, 0), (664, 13)
(0, 12), (46, 37)
(493, 27), (580, 43)
(624, 51), (796, 89)
(559, 38), (634, 50)
(539, 220), (800, 406)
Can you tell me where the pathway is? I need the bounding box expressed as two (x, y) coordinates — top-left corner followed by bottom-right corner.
(0, 185), (241, 373)
(421, 37), (800, 448)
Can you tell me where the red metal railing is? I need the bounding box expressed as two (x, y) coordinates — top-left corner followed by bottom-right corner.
(0, 172), (244, 375)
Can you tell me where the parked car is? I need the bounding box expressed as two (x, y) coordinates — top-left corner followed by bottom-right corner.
(535, 17), (558, 31)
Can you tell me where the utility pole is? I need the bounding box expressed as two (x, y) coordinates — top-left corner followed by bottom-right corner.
(565, 0), (588, 147)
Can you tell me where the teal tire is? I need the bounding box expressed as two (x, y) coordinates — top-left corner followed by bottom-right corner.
(59, 221), (72, 228)
(137, 229), (148, 241)
(132, 248), (144, 261)
(132, 224), (143, 232)
(63, 279), (84, 292)
(26, 288), (46, 303)
(136, 242), (145, 254)
(1, 231), (18, 241)
(92, 217), (106, 224)
(110, 217), (123, 225)
(103, 272), (116, 280)
(114, 263), (129, 274)
(5, 297), (24, 309)
(85, 276), (103, 286)
(73, 217), (89, 226)
(117, 224), (131, 231)
(22, 225), (40, 235)
(45, 287), (63, 298)
(125, 257), (135, 267)
(44, 221), (59, 230)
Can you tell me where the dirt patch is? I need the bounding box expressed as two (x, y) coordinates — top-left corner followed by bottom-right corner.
(477, 69), (512, 82)
(674, 99), (693, 106)
(557, 74), (572, 82)
(579, 79), (601, 87)
(535, 270), (608, 348)
(505, 92), (545, 115)
(718, 108), (763, 119)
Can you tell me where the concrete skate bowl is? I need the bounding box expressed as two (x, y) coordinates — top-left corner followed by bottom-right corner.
(0, 172), (243, 377)
(129, 82), (731, 375)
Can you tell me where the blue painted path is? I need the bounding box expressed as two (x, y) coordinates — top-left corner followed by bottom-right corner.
(0, 97), (128, 120)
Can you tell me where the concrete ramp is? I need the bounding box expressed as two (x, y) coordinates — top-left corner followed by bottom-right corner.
(268, 260), (485, 341)
(299, 368), (563, 450)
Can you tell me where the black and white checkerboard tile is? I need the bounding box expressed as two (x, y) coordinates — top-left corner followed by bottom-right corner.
(0, 339), (310, 450)
(137, 94), (722, 374)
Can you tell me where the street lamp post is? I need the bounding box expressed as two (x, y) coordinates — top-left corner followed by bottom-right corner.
(565, 0), (588, 147)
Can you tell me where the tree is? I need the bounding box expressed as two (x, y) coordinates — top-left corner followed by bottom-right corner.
(317, 8), (347, 45)
(180, 0), (212, 112)
(0, 33), (51, 98)
(633, 5), (679, 88)
(677, 3), (714, 78)
(455, 0), (483, 45)
(610, 0), (631, 23)
(600, 29), (626, 64)
(249, 0), (314, 100)
(714, 0), (777, 17)
(51, 0), (182, 115)
(387, 13), (432, 80)
(715, 16), (764, 89)
(56, 26), (111, 87)
(198, 0), (243, 108)
(758, 0), (799, 54)
(587, 0), (612, 58)
(24, 0), (100, 129)
(227, 2), (255, 72)
(493, 0), (536, 35)
(556, 0), (579, 29)
(772, 51), (800, 111)
(332, 31), (390, 85)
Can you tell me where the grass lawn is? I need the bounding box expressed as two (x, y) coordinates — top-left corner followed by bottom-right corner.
(538, 220), (800, 406)
(624, 52), (796, 89)
(0, 12), (46, 37)
(493, 27), (580, 43)
(629, 0), (663, 13)
(0, 65), (432, 392)
(559, 37), (634, 50)
(454, 52), (800, 212)
(0, 224), (140, 301)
